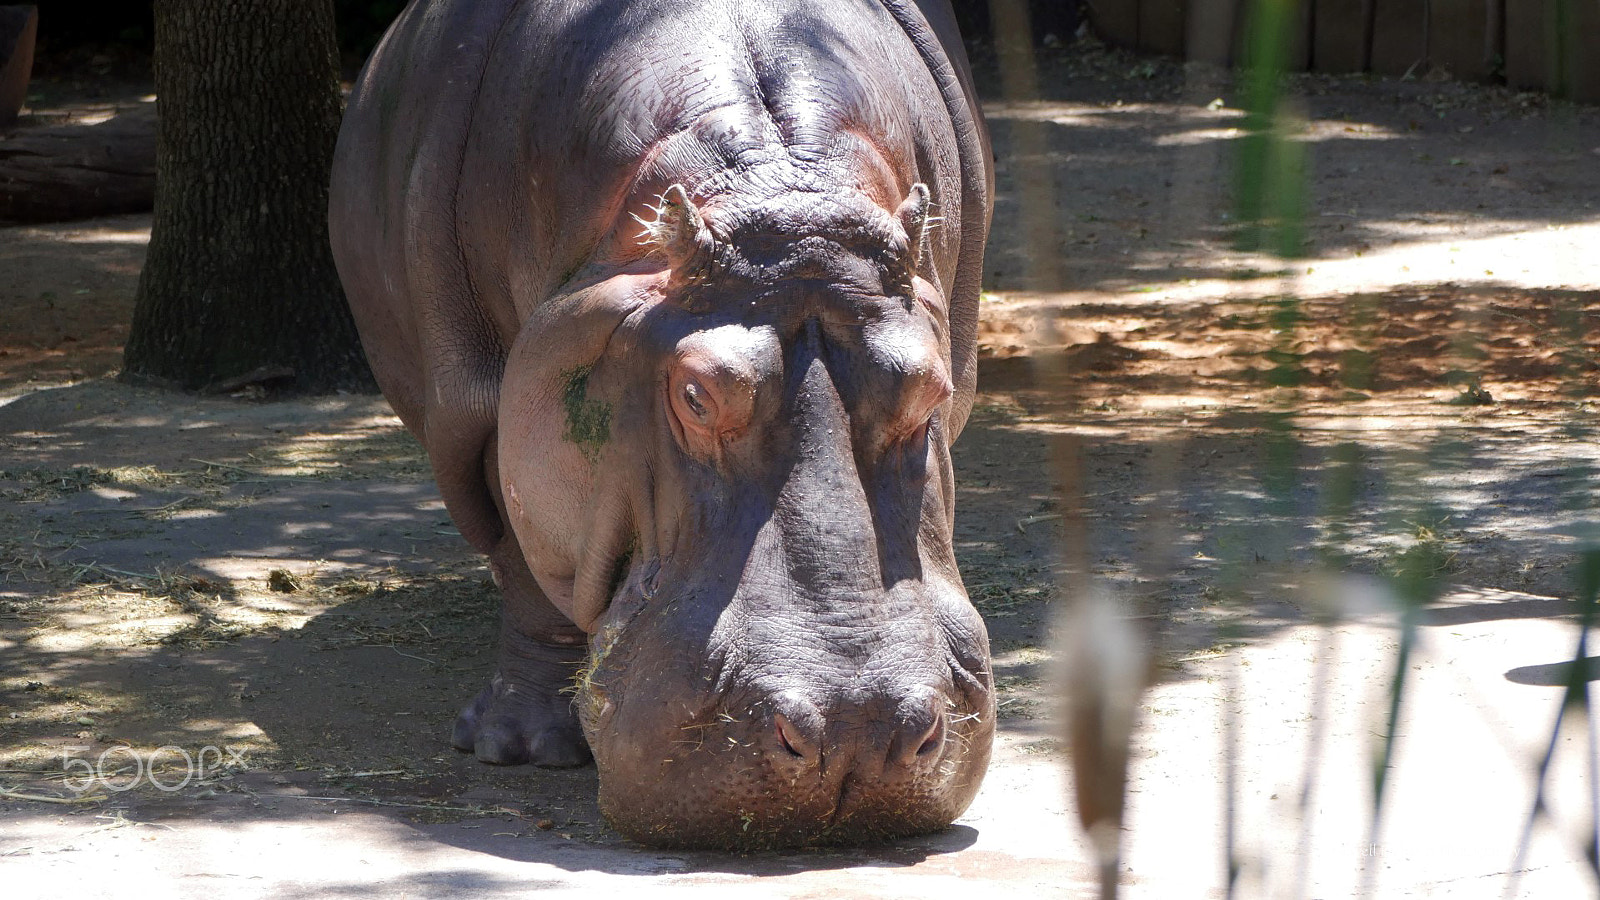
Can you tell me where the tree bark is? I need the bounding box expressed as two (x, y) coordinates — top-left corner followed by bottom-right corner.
(123, 0), (373, 394)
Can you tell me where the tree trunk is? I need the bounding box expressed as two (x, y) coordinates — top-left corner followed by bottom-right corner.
(123, 0), (373, 394)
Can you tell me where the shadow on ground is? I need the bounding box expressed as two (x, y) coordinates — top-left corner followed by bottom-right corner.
(972, 42), (1600, 295)
(2, 353), (1594, 871)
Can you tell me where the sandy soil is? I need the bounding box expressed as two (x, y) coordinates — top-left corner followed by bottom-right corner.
(1, 40), (1597, 897)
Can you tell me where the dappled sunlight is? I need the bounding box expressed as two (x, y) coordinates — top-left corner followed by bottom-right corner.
(1292, 117), (1406, 143)
(1154, 114), (1405, 148)
(986, 98), (1243, 128)
(1425, 586), (1579, 624)
(986, 211), (1600, 302)
(1, 219), (150, 247)
(0, 382), (471, 780)
(1116, 609), (1590, 896)
(976, 383), (1598, 452)
(0, 213), (151, 400)
(51, 224), (151, 245)
(250, 426), (430, 481)
(1292, 216), (1600, 293)
(985, 98), (1406, 148)
(164, 508), (224, 521)
(959, 270), (1600, 701)
(175, 721), (269, 741)
(1149, 126), (1241, 147)
(982, 54), (1600, 308)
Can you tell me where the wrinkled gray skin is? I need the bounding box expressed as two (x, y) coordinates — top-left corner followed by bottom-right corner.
(329, 0), (994, 849)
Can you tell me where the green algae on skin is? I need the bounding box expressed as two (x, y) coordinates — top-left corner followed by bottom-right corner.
(561, 366), (612, 462)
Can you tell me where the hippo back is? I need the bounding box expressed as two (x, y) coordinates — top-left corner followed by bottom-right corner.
(329, 0), (990, 554)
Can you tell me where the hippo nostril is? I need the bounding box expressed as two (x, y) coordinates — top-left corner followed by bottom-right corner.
(887, 694), (947, 768)
(774, 715), (805, 758)
(915, 710), (947, 757)
(769, 691), (823, 765)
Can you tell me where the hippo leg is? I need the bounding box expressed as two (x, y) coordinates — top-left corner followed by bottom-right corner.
(451, 536), (592, 767)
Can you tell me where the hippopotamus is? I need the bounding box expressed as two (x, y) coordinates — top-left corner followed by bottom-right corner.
(328, 0), (994, 848)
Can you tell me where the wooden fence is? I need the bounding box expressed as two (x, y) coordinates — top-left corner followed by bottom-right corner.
(1086, 0), (1600, 101)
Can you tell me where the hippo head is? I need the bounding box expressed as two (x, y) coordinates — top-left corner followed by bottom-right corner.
(496, 182), (994, 849)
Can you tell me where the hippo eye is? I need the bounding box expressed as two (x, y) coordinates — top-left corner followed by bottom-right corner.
(682, 382), (709, 421)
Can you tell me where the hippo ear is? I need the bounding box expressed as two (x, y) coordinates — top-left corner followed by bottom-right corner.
(896, 183), (932, 272)
(639, 184), (711, 271)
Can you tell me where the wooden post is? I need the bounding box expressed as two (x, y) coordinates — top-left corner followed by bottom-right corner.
(1305, 0), (1319, 69)
(1422, 0), (1432, 71)
(1484, 0), (1505, 79)
(1359, 0), (1378, 71)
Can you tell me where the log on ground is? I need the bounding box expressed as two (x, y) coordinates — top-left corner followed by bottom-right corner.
(0, 103), (155, 223)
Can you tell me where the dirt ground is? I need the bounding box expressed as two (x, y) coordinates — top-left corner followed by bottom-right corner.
(2, 39), (1598, 897)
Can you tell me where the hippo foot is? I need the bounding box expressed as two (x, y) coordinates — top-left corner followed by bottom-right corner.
(450, 650), (592, 767)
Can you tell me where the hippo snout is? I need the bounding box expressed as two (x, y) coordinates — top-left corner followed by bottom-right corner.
(764, 686), (949, 781)
(582, 634), (995, 849)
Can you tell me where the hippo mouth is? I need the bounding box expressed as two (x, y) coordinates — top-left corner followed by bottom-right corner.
(584, 689), (992, 849)
(574, 577), (995, 850)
